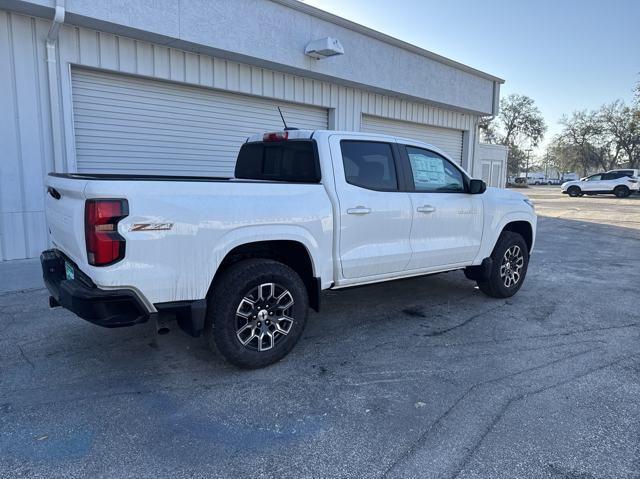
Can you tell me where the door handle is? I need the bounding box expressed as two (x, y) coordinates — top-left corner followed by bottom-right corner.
(417, 205), (436, 214)
(347, 206), (371, 215)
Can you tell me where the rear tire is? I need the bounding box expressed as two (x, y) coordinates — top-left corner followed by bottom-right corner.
(205, 259), (309, 369)
(477, 231), (529, 298)
(614, 185), (630, 198)
(567, 186), (581, 197)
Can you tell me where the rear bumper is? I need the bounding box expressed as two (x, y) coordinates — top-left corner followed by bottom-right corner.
(41, 249), (151, 328)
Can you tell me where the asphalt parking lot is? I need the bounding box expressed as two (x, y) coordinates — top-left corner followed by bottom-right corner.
(1, 186), (639, 478)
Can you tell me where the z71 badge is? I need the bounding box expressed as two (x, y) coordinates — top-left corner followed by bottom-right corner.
(130, 223), (174, 232)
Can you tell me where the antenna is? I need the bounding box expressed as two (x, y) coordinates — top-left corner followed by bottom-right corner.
(277, 106), (298, 131)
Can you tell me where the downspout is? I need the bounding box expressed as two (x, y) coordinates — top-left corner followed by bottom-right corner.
(46, 1), (66, 173)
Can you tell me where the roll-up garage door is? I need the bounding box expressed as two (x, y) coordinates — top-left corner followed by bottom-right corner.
(361, 115), (464, 165)
(71, 69), (329, 177)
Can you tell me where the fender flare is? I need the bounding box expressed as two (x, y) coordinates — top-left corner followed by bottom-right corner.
(474, 212), (536, 263)
(209, 224), (324, 280)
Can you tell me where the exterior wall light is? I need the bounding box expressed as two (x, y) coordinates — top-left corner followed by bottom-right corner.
(305, 37), (344, 59)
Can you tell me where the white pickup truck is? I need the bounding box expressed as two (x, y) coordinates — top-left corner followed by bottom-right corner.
(42, 129), (536, 368)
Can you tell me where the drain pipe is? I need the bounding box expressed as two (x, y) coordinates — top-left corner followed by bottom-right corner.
(46, 1), (66, 173)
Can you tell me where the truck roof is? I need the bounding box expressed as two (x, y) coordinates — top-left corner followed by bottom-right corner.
(245, 129), (452, 161)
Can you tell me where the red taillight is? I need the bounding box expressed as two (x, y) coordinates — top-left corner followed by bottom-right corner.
(263, 131), (288, 142)
(85, 199), (128, 266)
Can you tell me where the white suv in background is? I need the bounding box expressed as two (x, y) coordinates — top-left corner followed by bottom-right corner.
(562, 171), (639, 198)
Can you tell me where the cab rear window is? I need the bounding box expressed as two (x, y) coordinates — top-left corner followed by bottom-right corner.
(235, 141), (320, 183)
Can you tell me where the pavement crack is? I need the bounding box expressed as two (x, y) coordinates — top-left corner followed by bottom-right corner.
(449, 351), (640, 478)
(0, 287), (46, 298)
(381, 347), (601, 478)
(421, 303), (506, 337)
(17, 344), (35, 370)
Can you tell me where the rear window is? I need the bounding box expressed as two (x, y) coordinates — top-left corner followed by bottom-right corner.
(235, 141), (320, 183)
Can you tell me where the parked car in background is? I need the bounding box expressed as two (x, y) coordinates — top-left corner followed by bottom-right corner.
(562, 173), (580, 182)
(41, 129), (537, 368)
(562, 171), (639, 198)
(547, 178), (562, 185)
(526, 173), (547, 185)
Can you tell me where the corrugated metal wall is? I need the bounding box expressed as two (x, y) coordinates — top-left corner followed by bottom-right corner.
(0, 12), (53, 261)
(361, 115), (464, 164)
(0, 10), (480, 261)
(71, 69), (328, 176)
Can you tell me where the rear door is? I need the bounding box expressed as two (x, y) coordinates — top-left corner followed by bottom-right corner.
(330, 137), (413, 279)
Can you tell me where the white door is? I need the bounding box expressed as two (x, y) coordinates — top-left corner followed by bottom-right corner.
(480, 161), (492, 185)
(402, 145), (483, 269)
(581, 173), (603, 191)
(71, 69), (328, 177)
(330, 137), (413, 279)
(490, 162), (502, 188)
(361, 115), (464, 165)
(480, 160), (504, 188)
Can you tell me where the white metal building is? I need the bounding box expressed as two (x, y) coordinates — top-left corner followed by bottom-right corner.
(0, 0), (506, 261)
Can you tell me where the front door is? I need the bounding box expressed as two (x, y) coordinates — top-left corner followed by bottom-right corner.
(330, 137), (413, 279)
(581, 174), (603, 191)
(401, 145), (483, 270)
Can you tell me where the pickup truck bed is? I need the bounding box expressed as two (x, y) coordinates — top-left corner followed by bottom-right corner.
(49, 172), (233, 182)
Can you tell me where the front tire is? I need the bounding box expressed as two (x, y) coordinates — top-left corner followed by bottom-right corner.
(206, 259), (309, 369)
(567, 186), (581, 197)
(477, 231), (529, 298)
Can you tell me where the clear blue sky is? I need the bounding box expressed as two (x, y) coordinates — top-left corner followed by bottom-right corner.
(304, 0), (640, 152)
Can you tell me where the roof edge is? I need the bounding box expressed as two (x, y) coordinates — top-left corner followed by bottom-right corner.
(270, 0), (505, 84)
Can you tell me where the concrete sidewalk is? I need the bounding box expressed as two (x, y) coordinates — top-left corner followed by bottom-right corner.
(0, 258), (43, 294)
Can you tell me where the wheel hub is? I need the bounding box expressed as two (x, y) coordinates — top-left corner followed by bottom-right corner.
(235, 283), (295, 352)
(500, 245), (524, 288)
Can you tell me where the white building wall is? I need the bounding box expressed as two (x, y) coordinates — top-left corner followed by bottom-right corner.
(0, 10), (481, 260)
(475, 143), (509, 188)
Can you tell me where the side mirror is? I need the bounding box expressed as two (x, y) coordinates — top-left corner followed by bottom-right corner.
(469, 179), (486, 194)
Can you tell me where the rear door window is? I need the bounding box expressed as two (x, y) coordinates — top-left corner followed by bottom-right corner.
(340, 141), (398, 191)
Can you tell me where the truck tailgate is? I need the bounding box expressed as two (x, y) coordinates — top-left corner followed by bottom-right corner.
(45, 175), (88, 266)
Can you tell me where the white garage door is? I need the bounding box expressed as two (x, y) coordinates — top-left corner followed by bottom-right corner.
(361, 115), (464, 165)
(71, 69), (328, 177)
